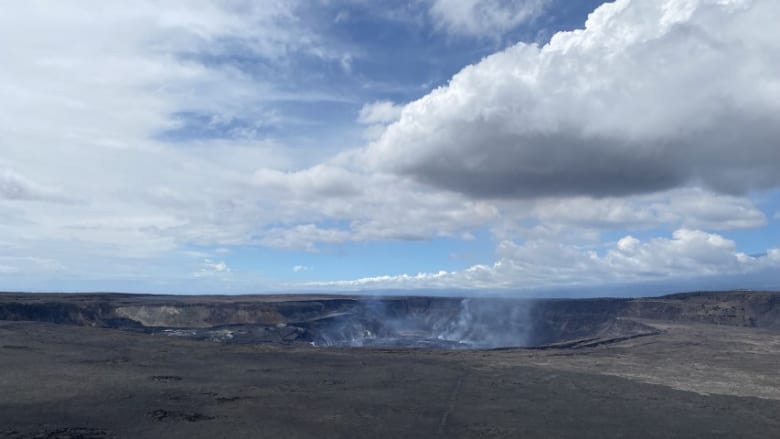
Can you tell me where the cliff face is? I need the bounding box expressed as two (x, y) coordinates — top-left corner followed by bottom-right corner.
(113, 300), (357, 328)
(0, 294), (358, 328)
(624, 292), (780, 329)
(528, 291), (780, 345)
(0, 291), (777, 348)
(0, 300), (137, 328)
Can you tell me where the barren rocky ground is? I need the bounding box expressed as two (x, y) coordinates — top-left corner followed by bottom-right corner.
(1, 291), (778, 438)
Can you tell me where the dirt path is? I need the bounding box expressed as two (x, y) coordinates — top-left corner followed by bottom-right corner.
(438, 371), (468, 436)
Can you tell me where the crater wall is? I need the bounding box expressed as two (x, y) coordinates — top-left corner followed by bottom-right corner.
(0, 291), (777, 349)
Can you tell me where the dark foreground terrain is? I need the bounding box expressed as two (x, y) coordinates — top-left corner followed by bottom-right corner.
(1, 291), (779, 438)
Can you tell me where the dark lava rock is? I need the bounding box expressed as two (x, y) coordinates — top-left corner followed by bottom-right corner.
(150, 375), (182, 382)
(1, 427), (108, 439)
(148, 409), (214, 422)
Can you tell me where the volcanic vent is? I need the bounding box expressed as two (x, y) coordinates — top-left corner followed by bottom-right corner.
(305, 297), (535, 349)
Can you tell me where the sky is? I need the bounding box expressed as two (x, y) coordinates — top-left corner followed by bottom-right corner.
(1, 0), (779, 296)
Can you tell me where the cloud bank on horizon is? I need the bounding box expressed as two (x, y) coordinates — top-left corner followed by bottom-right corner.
(1, 0), (778, 294)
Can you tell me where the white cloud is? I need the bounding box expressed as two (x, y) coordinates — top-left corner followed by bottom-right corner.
(261, 224), (352, 251)
(428, 0), (549, 39)
(307, 229), (780, 290)
(358, 100), (403, 125)
(293, 265), (311, 272)
(305, 270), (453, 289)
(0, 169), (73, 203)
(247, 162), (500, 250)
(245, 146), (769, 250)
(194, 259), (230, 278)
(1, 0), (777, 292)
(0, 0), (334, 276)
(253, 165), (362, 198)
(209, 261), (230, 273)
(357, 100), (404, 140)
(516, 188), (767, 232)
(366, 0), (780, 199)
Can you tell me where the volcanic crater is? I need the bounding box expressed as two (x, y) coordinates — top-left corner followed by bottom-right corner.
(1, 291), (777, 349)
(2, 291), (779, 438)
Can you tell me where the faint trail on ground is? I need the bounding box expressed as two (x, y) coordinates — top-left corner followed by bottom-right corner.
(438, 371), (468, 436)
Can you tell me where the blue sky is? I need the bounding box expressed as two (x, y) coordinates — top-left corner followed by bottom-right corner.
(0, 0), (779, 295)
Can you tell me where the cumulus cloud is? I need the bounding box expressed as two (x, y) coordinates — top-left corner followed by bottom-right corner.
(518, 188), (767, 231)
(366, 0), (780, 199)
(358, 100), (403, 125)
(293, 265), (311, 272)
(1, 0), (778, 292)
(246, 153), (768, 250)
(253, 184), (498, 251)
(253, 165), (361, 198)
(253, 181), (498, 250)
(429, 0), (549, 39)
(357, 100), (404, 140)
(308, 229), (780, 290)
